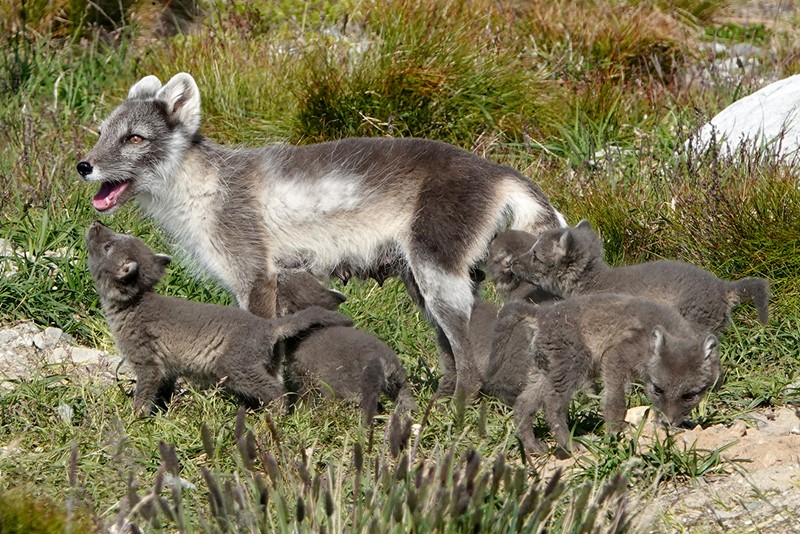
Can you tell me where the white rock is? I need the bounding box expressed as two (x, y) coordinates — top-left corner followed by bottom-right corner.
(32, 327), (63, 350)
(689, 74), (800, 160)
(70, 346), (106, 365)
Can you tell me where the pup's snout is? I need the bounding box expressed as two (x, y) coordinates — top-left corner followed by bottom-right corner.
(77, 161), (93, 178)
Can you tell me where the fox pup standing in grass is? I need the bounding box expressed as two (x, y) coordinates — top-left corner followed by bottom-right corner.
(276, 271), (418, 424)
(484, 294), (720, 455)
(85, 222), (352, 415)
(491, 221), (769, 333)
(77, 72), (567, 396)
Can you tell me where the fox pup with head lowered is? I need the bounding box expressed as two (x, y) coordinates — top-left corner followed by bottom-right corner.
(77, 73), (568, 396)
(86, 222), (352, 415)
(491, 221), (769, 333)
(276, 271), (417, 424)
(483, 294), (720, 455)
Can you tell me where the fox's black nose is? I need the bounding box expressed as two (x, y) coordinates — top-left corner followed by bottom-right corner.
(77, 161), (93, 177)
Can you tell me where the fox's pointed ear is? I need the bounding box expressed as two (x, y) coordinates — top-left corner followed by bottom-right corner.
(575, 219), (592, 231)
(128, 75), (163, 100)
(156, 73), (201, 133)
(651, 326), (665, 356)
(118, 260), (139, 282)
(554, 229), (572, 256)
(154, 254), (172, 268)
(703, 334), (718, 361)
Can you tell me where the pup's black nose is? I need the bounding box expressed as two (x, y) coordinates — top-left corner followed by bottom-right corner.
(77, 161), (93, 177)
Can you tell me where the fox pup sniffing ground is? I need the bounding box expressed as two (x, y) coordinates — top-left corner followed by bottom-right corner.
(483, 294), (720, 456)
(492, 221), (769, 333)
(276, 272), (418, 424)
(77, 72), (568, 397)
(85, 222), (352, 415)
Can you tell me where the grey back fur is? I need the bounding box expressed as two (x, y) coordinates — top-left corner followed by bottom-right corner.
(483, 294), (720, 455)
(497, 221), (770, 333)
(86, 222), (352, 415)
(276, 272), (417, 423)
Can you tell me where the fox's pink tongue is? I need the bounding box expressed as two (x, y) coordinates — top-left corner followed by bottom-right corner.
(93, 181), (129, 211)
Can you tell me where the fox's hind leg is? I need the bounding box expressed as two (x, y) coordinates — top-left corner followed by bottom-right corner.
(513, 378), (549, 455)
(406, 261), (481, 397)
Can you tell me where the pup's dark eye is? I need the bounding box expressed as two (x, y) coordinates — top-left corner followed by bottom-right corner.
(127, 134), (145, 144)
(103, 242), (113, 253)
(682, 389), (704, 401)
(652, 384), (664, 396)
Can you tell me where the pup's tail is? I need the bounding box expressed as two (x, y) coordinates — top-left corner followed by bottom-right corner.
(734, 277), (770, 325)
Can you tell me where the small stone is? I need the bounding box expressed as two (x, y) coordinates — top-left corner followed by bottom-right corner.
(731, 420), (748, 437)
(70, 347), (105, 365)
(56, 403), (74, 423)
(50, 347), (69, 364)
(33, 327), (63, 350)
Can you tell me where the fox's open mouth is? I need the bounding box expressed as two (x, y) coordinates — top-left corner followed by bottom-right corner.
(93, 181), (131, 212)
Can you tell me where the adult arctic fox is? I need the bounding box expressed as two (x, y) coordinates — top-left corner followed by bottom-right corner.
(77, 72), (567, 396)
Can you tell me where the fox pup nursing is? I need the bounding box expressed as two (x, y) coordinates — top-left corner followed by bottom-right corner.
(491, 221), (769, 332)
(484, 294), (720, 455)
(276, 272), (417, 423)
(85, 222), (351, 415)
(77, 72), (568, 396)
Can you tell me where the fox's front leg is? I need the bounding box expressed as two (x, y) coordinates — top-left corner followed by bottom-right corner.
(603, 377), (629, 435)
(247, 269), (278, 319)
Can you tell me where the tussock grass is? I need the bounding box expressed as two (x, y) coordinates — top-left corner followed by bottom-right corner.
(1, 0), (799, 530)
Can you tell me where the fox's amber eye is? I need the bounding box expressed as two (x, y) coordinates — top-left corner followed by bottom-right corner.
(127, 134), (144, 144)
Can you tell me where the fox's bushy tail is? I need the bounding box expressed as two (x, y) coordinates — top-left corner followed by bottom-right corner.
(734, 277), (770, 325)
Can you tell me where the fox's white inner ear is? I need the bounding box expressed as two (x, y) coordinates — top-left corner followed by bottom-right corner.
(703, 334), (718, 360)
(118, 260), (139, 281)
(651, 326), (665, 355)
(128, 75), (163, 100)
(555, 230), (571, 256)
(156, 73), (201, 133)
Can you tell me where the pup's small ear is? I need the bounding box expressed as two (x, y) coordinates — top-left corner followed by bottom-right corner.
(156, 73), (201, 133)
(326, 288), (347, 308)
(118, 260), (139, 281)
(128, 75), (163, 100)
(651, 325), (665, 355)
(154, 254), (172, 268)
(575, 219), (592, 231)
(703, 334), (718, 361)
(554, 229), (572, 256)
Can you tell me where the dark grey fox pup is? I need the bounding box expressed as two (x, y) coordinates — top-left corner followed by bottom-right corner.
(86, 222), (352, 415)
(276, 272), (418, 424)
(488, 230), (559, 304)
(483, 294), (720, 455)
(498, 221), (770, 333)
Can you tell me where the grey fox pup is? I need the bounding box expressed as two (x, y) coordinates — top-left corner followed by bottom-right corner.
(77, 72), (568, 396)
(488, 229), (560, 303)
(493, 221), (769, 333)
(483, 294), (720, 455)
(276, 272), (418, 424)
(85, 222), (352, 415)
